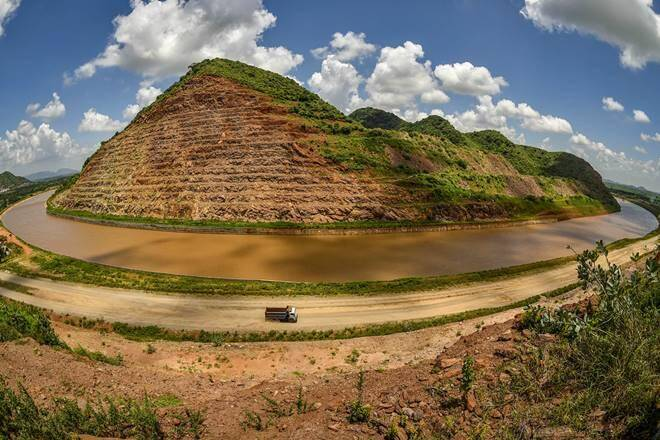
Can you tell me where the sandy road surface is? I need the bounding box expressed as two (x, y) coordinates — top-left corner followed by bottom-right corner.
(0, 236), (656, 331)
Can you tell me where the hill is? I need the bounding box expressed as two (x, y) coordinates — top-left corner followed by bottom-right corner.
(25, 168), (78, 182)
(605, 180), (660, 203)
(0, 171), (30, 192)
(51, 58), (618, 228)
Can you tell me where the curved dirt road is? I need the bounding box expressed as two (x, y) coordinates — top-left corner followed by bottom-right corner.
(0, 236), (656, 332)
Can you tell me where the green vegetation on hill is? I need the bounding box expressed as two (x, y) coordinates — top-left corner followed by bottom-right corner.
(406, 115), (467, 145)
(466, 130), (617, 209)
(348, 107), (408, 130)
(140, 58), (345, 122)
(0, 175), (73, 212)
(0, 172), (29, 191)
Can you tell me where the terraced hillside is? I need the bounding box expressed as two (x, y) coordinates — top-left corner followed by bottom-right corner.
(51, 59), (618, 227)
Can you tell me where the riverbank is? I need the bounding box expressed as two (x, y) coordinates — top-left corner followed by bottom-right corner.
(46, 197), (614, 235)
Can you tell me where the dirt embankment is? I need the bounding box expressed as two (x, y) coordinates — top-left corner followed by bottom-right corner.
(52, 75), (418, 224)
(1, 287), (593, 439)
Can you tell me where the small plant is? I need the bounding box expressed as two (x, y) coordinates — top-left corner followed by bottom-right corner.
(347, 370), (370, 423)
(460, 355), (476, 398)
(384, 420), (399, 440)
(145, 343), (157, 354)
(241, 410), (267, 431)
(345, 348), (360, 365)
(294, 384), (312, 414)
(262, 393), (291, 418)
(173, 408), (206, 439)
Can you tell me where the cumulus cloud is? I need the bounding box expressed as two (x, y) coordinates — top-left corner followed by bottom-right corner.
(602, 97), (624, 112)
(68, 0), (303, 82)
(446, 96), (572, 142)
(521, 0), (660, 69)
(25, 93), (66, 120)
(445, 96), (522, 143)
(122, 84), (162, 120)
(0, 0), (20, 37)
(0, 120), (86, 166)
(364, 41), (449, 119)
(308, 56), (363, 113)
(521, 114), (573, 133)
(78, 109), (125, 133)
(641, 132), (660, 142)
(633, 109), (651, 123)
(434, 62), (508, 96)
(569, 133), (659, 179)
(634, 145), (648, 154)
(312, 31), (376, 62)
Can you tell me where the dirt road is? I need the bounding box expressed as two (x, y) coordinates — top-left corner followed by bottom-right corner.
(0, 236), (655, 332)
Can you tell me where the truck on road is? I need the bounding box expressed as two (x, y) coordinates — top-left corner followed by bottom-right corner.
(265, 306), (298, 323)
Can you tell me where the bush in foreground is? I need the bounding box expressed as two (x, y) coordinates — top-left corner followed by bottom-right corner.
(518, 243), (659, 437)
(0, 378), (205, 439)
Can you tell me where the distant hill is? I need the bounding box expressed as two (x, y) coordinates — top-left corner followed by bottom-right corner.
(0, 171), (30, 192)
(25, 168), (78, 182)
(52, 58), (618, 228)
(605, 180), (659, 202)
(348, 107), (409, 130)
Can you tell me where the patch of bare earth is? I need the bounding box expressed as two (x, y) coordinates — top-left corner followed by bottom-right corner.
(0, 288), (597, 439)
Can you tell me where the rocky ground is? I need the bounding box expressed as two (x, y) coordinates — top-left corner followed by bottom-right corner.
(0, 287), (608, 439)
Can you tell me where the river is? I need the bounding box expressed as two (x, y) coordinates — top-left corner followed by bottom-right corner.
(2, 191), (657, 282)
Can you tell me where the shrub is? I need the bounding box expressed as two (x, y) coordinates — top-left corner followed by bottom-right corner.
(460, 355), (476, 395)
(72, 345), (123, 366)
(0, 298), (64, 347)
(512, 244), (659, 437)
(0, 379), (203, 439)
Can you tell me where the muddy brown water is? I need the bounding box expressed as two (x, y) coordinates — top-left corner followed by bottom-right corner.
(3, 191), (657, 282)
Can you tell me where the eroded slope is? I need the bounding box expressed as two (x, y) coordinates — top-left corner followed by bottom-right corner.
(53, 75), (418, 223)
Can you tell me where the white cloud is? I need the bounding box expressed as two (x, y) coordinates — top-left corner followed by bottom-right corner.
(602, 96), (624, 112)
(0, 120), (86, 166)
(0, 0), (20, 37)
(364, 41), (448, 120)
(25, 93), (66, 120)
(641, 132), (660, 142)
(521, 114), (573, 133)
(308, 56), (363, 113)
(522, 0), (660, 69)
(122, 84), (162, 119)
(634, 145), (647, 154)
(78, 108), (125, 133)
(446, 96), (572, 141)
(445, 96), (522, 142)
(569, 133), (659, 178)
(69, 0), (303, 82)
(434, 62), (508, 96)
(122, 105), (140, 121)
(312, 31), (376, 62)
(633, 109), (651, 123)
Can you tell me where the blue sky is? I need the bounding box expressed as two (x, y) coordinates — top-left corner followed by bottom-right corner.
(0, 0), (658, 191)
